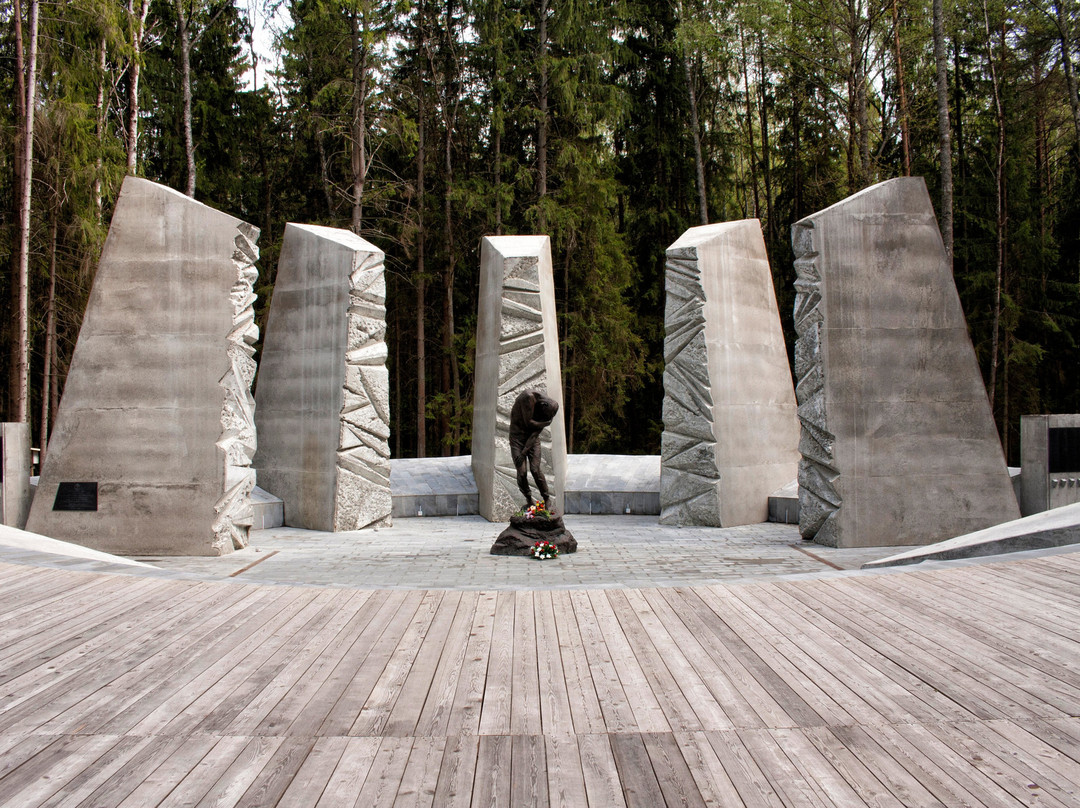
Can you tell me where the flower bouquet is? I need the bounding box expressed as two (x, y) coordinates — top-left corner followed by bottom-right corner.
(530, 539), (559, 560)
(517, 500), (552, 520)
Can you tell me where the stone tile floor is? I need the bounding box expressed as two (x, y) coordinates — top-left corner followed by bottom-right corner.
(135, 515), (907, 590)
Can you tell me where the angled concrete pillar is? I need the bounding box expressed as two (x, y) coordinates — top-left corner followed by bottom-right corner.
(793, 177), (1020, 547)
(471, 236), (566, 522)
(26, 176), (259, 556)
(1, 423), (31, 529)
(253, 223), (391, 531)
(661, 221), (799, 526)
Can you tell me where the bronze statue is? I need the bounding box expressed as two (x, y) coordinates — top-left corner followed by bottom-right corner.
(508, 389), (559, 510)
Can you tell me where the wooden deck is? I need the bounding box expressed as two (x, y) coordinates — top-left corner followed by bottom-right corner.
(2, 551), (1080, 806)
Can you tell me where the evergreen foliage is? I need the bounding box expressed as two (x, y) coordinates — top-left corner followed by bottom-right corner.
(3, 0), (1079, 464)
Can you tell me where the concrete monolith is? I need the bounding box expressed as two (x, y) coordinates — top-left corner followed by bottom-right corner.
(1, 423), (31, 529)
(661, 221), (799, 526)
(254, 223), (391, 531)
(472, 236), (566, 522)
(26, 176), (259, 556)
(792, 177), (1019, 547)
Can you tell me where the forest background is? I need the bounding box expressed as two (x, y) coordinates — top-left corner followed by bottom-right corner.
(2, 0), (1079, 464)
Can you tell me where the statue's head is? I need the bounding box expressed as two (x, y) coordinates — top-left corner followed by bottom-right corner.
(534, 392), (559, 422)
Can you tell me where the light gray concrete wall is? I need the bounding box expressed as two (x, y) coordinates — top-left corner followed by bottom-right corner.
(26, 176), (259, 556)
(1, 423), (31, 529)
(254, 223), (390, 531)
(661, 221), (799, 526)
(471, 236), (566, 521)
(1021, 414), (1080, 515)
(792, 177), (1020, 547)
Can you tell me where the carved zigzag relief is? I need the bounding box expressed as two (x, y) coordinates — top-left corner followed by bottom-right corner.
(791, 221), (841, 543)
(213, 222), (260, 554)
(335, 248), (392, 531)
(660, 250), (722, 526)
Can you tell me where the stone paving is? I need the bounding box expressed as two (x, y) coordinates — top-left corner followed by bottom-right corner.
(134, 515), (907, 590)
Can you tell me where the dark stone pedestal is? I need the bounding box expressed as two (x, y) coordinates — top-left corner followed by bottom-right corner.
(490, 513), (577, 556)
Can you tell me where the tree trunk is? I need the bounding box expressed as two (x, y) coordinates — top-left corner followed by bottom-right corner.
(416, 18), (428, 458)
(891, 0), (911, 175)
(1053, 0), (1080, 143)
(316, 129), (334, 214)
(984, 3), (1006, 423)
(677, 0), (707, 226)
(95, 36), (107, 219)
(441, 0), (460, 456)
(126, 0), (150, 174)
(740, 26), (759, 217)
(537, 0), (549, 230)
(933, 0), (953, 259)
(14, 0), (39, 424)
(350, 9), (369, 234)
(757, 31), (774, 243)
(177, 0), (196, 196)
(40, 211), (58, 457)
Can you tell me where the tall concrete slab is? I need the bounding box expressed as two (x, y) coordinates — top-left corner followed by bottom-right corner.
(26, 176), (259, 555)
(792, 177), (1020, 547)
(254, 223), (391, 531)
(1, 423), (31, 529)
(472, 236), (566, 522)
(661, 221), (799, 526)
(1021, 414), (1080, 516)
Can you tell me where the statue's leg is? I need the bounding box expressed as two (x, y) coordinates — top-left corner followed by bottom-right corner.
(529, 442), (552, 511)
(511, 439), (532, 505)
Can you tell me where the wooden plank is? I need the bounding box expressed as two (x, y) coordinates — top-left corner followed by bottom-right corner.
(549, 590), (606, 735)
(510, 592), (542, 736)
(470, 734), (511, 808)
(232, 737), (317, 808)
(673, 731), (748, 808)
(275, 737), (349, 808)
(510, 735), (548, 807)
(576, 734), (626, 808)
(0, 734), (117, 807)
(640, 589), (761, 731)
(608, 732), (666, 807)
(443, 591), (498, 737)
(313, 589), (426, 737)
(155, 735), (251, 808)
(393, 735), (446, 808)
(70, 736), (189, 808)
(314, 737), (381, 808)
(641, 732), (707, 807)
(770, 727), (885, 808)
(694, 585), (850, 728)
(737, 728), (833, 808)
(37, 734), (157, 808)
(543, 734), (589, 808)
(798, 726), (912, 808)
(703, 730), (787, 808)
(670, 587), (822, 728)
(476, 591), (515, 736)
(350, 590), (445, 736)
(407, 590), (479, 738)
(0, 733), (61, 781)
(919, 721), (1075, 808)
(114, 735), (219, 807)
(621, 589), (732, 732)
(352, 737), (414, 808)
(606, 590), (704, 731)
(566, 591), (637, 733)
(531, 591), (575, 737)
(826, 724), (946, 808)
(195, 736), (286, 808)
(431, 734), (479, 808)
(971, 719), (1080, 801)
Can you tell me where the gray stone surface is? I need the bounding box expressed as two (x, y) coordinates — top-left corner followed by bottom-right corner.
(863, 500), (1080, 568)
(768, 480), (800, 524)
(661, 221), (800, 527)
(250, 486), (284, 530)
(792, 177), (1020, 547)
(471, 236), (566, 521)
(254, 223), (390, 531)
(26, 176), (259, 556)
(1, 423), (31, 529)
(1021, 414), (1080, 516)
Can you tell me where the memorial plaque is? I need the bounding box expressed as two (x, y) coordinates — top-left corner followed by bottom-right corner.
(53, 482), (98, 512)
(1049, 427), (1080, 474)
